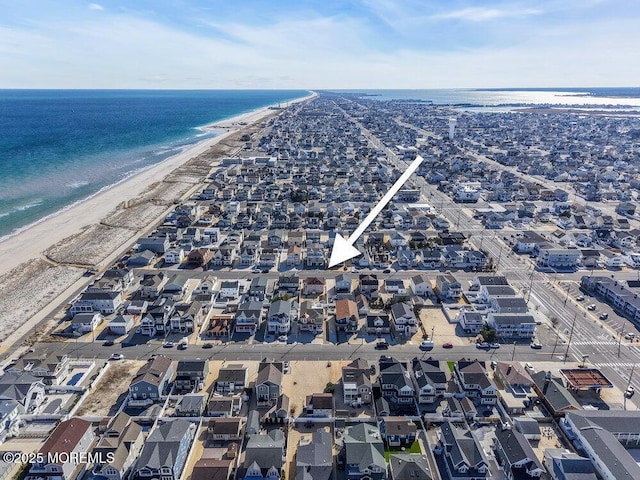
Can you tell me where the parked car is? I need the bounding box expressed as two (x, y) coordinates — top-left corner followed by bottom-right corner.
(442, 342), (453, 349)
(419, 340), (434, 350)
(599, 313), (609, 320)
(110, 353), (124, 360)
(103, 340), (115, 347)
(278, 335), (288, 343)
(202, 343), (213, 349)
(587, 304), (596, 310)
(163, 342), (174, 348)
(625, 386), (635, 398)
(576, 295), (585, 301)
(489, 343), (501, 349)
(383, 269), (391, 274)
(375, 341), (389, 350)
(476, 342), (490, 349)
(625, 333), (636, 340)
(530, 342), (543, 349)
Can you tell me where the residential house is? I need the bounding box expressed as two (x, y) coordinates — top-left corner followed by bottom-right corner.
(176, 394), (208, 417)
(536, 248), (580, 269)
(215, 364), (248, 395)
(130, 420), (197, 480)
(303, 277), (325, 296)
(255, 361), (283, 406)
(388, 454), (432, 480)
(486, 313), (536, 339)
(108, 314), (135, 335)
(207, 396), (242, 417)
(410, 275), (433, 297)
(207, 417), (244, 442)
(435, 421), (489, 480)
(0, 373), (45, 413)
(494, 362), (535, 415)
(0, 400), (24, 444)
(298, 301), (325, 335)
(7, 354), (69, 386)
(342, 423), (386, 480)
(359, 274), (380, 297)
(235, 301), (264, 335)
(174, 359), (209, 393)
(385, 279), (406, 294)
(455, 360), (498, 406)
(366, 314), (391, 335)
(295, 430), (333, 480)
(306, 246), (326, 267)
(378, 417), (417, 447)
(335, 299), (359, 333)
(220, 281), (240, 299)
(71, 312), (103, 334)
(412, 359), (447, 405)
(244, 429), (286, 480)
(187, 248), (213, 267)
(278, 275), (300, 292)
(304, 393), (334, 418)
(456, 310), (484, 336)
(91, 412), (144, 480)
(342, 358), (373, 406)
(248, 277), (269, 302)
(26, 418), (94, 480)
(493, 428), (545, 480)
(390, 302), (418, 336)
(70, 290), (123, 316)
(287, 246), (303, 266)
(267, 300), (293, 334)
(531, 371), (580, 417)
(435, 274), (462, 300)
(379, 358), (415, 409)
(128, 356), (174, 405)
(335, 274), (353, 293)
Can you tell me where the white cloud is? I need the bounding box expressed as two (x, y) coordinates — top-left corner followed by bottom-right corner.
(88, 3), (104, 11)
(431, 6), (542, 22)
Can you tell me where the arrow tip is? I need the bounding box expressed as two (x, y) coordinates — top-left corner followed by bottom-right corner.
(328, 233), (362, 268)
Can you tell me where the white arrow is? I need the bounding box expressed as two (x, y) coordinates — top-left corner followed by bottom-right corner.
(328, 155), (424, 268)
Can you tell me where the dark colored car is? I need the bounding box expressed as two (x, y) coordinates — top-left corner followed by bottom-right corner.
(202, 343), (213, 349)
(442, 342), (453, 349)
(103, 340), (115, 347)
(375, 341), (389, 349)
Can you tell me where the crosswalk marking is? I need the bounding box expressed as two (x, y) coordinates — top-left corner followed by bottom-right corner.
(595, 363), (637, 368)
(572, 341), (619, 346)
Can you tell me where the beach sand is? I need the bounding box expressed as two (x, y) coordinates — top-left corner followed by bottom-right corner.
(0, 92), (315, 352)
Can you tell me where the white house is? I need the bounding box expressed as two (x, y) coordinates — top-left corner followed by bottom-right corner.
(71, 312), (103, 334)
(267, 300), (293, 334)
(410, 274), (432, 297)
(219, 281), (240, 299)
(390, 302), (418, 335)
(108, 315), (135, 335)
(164, 248), (185, 265)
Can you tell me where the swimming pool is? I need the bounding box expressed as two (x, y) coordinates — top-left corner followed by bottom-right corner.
(67, 372), (84, 386)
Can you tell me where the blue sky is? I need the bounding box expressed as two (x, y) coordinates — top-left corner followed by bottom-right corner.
(0, 0), (638, 88)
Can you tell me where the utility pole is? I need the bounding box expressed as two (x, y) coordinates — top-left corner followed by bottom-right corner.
(526, 270), (535, 305)
(511, 341), (517, 361)
(618, 322), (625, 358)
(624, 364), (635, 410)
(564, 312), (577, 363)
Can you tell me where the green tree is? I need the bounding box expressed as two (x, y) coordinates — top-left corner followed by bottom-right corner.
(480, 325), (497, 343)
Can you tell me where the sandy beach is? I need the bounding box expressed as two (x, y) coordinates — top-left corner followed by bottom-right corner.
(0, 92), (313, 277)
(0, 91), (315, 350)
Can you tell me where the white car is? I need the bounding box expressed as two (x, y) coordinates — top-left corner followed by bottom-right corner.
(587, 304), (597, 311)
(110, 353), (124, 360)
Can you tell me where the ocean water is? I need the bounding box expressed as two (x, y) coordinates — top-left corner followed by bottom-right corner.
(0, 90), (308, 239)
(334, 87), (640, 108)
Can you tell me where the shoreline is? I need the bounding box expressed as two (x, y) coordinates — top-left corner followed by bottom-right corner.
(0, 91), (315, 278)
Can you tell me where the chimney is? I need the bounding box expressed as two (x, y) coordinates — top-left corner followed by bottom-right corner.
(507, 365), (512, 375)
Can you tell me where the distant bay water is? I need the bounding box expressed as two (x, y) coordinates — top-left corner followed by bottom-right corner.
(0, 89), (308, 239)
(333, 87), (640, 110)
